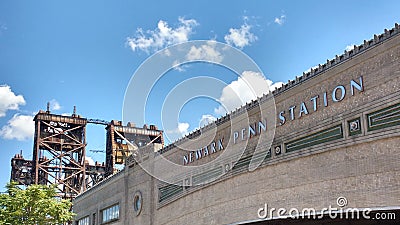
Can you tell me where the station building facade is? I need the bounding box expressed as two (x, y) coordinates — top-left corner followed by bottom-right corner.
(73, 24), (400, 225)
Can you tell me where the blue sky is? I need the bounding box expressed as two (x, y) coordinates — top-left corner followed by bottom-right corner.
(0, 0), (399, 189)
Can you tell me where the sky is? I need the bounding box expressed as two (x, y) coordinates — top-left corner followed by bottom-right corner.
(0, 0), (399, 190)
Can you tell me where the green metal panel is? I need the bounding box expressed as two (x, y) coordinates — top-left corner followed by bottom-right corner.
(367, 103), (400, 131)
(286, 125), (343, 152)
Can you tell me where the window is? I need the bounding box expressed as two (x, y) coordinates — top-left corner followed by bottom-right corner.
(92, 213), (96, 225)
(133, 191), (142, 216)
(134, 195), (141, 212)
(78, 216), (90, 225)
(101, 204), (119, 223)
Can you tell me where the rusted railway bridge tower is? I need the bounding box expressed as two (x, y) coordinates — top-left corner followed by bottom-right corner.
(105, 120), (164, 176)
(10, 104), (164, 199)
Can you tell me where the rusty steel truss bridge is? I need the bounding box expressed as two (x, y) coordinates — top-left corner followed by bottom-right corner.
(10, 103), (163, 199)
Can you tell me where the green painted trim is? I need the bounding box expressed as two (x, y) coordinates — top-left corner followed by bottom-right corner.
(367, 103), (400, 131)
(159, 184), (183, 203)
(232, 149), (271, 172)
(286, 125), (343, 152)
(192, 167), (222, 185)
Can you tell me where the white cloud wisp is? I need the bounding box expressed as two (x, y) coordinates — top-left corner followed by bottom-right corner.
(50, 99), (61, 111)
(186, 41), (223, 63)
(214, 71), (282, 115)
(274, 14), (286, 25)
(0, 85), (26, 117)
(166, 122), (190, 135)
(0, 114), (34, 141)
(224, 23), (257, 49)
(199, 114), (217, 127)
(127, 17), (198, 53)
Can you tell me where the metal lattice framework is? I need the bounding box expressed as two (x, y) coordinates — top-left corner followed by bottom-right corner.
(10, 105), (164, 199)
(10, 151), (33, 185)
(85, 162), (106, 189)
(32, 111), (87, 199)
(105, 121), (164, 177)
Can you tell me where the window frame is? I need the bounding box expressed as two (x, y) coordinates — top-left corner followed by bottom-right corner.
(77, 215), (90, 225)
(100, 203), (120, 224)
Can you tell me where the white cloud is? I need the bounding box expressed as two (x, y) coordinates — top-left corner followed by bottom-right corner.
(214, 71), (280, 115)
(303, 65), (319, 74)
(172, 60), (189, 72)
(127, 17), (198, 53)
(0, 85), (26, 117)
(163, 48), (172, 56)
(178, 122), (189, 134)
(345, 44), (355, 51)
(224, 23), (257, 49)
(199, 114), (216, 127)
(274, 14), (286, 25)
(186, 41), (223, 63)
(85, 156), (95, 166)
(171, 41), (223, 71)
(49, 99), (61, 111)
(269, 81), (284, 91)
(0, 114), (34, 141)
(166, 122), (190, 135)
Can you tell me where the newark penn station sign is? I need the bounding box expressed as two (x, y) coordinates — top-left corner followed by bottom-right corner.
(183, 76), (364, 165)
